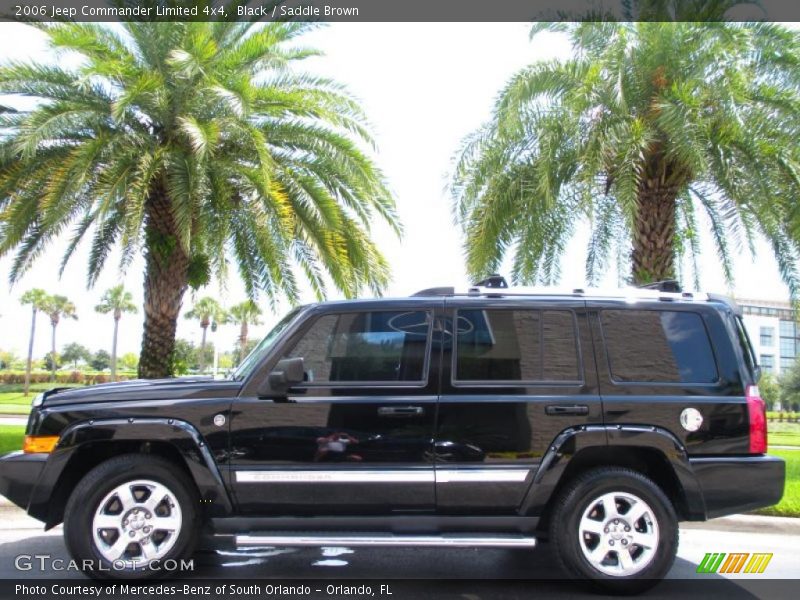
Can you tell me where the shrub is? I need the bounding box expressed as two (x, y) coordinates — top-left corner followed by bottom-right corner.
(0, 371), (130, 386)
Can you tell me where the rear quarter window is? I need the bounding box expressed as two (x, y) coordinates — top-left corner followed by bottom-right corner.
(600, 309), (718, 384)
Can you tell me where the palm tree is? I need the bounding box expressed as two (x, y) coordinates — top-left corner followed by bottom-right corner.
(452, 21), (800, 292)
(19, 288), (49, 396)
(227, 300), (263, 364)
(184, 297), (226, 374)
(0, 20), (399, 379)
(95, 285), (138, 380)
(41, 295), (77, 382)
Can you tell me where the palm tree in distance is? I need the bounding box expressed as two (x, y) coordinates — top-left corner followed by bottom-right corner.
(452, 21), (800, 292)
(95, 285), (138, 380)
(0, 20), (399, 378)
(227, 300), (263, 365)
(184, 297), (226, 374)
(19, 288), (49, 396)
(41, 295), (77, 382)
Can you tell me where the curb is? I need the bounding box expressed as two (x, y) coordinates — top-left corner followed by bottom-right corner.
(681, 514), (800, 535)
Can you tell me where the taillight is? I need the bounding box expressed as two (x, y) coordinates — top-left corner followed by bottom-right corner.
(746, 385), (767, 453)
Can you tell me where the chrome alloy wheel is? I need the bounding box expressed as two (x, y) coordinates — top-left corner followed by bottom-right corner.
(91, 479), (182, 567)
(578, 491), (660, 576)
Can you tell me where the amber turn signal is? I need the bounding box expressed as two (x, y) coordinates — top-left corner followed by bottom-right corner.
(22, 435), (59, 454)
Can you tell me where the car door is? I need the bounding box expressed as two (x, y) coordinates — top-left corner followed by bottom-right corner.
(230, 300), (441, 515)
(434, 296), (602, 512)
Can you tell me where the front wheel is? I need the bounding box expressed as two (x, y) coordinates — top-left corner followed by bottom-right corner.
(64, 454), (200, 579)
(549, 467), (678, 594)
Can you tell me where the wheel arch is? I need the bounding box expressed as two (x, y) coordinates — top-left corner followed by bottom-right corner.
(521, 425), (706, 533)
(29, 418), (232, 529)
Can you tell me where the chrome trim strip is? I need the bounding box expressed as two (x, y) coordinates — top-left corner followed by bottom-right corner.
(235, 534), (536, 548)
(234, 468), (530, 484)
(286, 395), (438, 403)
(436, 469), (530, 483)
(235, 470), (434, 483)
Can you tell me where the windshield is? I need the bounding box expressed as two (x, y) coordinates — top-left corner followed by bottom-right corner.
(231, 308), (302, 381)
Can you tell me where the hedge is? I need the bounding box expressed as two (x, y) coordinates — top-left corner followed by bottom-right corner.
(0, 371), (131, 385)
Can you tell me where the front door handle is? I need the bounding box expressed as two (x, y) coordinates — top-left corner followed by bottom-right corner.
(378, 406), (424, 417)
(545, 404), (589, 416)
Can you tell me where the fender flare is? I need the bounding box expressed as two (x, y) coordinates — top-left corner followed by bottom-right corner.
(520, 424), (706, 520)
(29, 418), (232, 526)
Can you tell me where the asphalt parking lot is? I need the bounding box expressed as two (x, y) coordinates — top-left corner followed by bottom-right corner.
(0, 505), (798, 598)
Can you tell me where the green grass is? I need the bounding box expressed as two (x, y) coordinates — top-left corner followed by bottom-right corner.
(0, 383), (85, 415)
(754, 448), (800, 518)
(0, 425), (25, 454)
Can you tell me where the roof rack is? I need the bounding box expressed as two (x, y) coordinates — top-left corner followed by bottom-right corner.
(411, 276), (711, 303)
(637, 280), (682, 293)
(473, 274), (508, 289)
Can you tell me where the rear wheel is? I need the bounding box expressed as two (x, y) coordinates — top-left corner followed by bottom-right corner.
(549, 467), (678, 594)
(64, 454), (199, 579)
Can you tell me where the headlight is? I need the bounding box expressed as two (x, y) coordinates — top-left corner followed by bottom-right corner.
(31, 393), (44, 408)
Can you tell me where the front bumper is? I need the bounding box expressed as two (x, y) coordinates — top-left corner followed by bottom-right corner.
(0, 451), (47, 512)
(690, 454), (785, 519)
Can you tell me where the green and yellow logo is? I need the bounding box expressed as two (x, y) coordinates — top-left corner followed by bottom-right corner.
(697, 552), (773, 574)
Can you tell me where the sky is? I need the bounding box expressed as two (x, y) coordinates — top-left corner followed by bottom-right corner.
(0, 22), (794, 361)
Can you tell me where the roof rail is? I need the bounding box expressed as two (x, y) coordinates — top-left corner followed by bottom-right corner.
(409, 274), (712, 303)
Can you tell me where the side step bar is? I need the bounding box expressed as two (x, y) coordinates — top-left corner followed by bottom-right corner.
(235, 534), (536, 548)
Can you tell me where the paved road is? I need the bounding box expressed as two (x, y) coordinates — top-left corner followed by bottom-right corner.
(0, 507), (798, 598)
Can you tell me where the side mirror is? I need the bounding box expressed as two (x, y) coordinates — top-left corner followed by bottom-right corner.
(259, 357), (305, 398)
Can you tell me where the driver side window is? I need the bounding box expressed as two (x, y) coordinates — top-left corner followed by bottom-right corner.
(283, 310), (432, 384)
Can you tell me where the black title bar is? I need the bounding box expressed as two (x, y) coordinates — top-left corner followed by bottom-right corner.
(1, 0), (799, 23)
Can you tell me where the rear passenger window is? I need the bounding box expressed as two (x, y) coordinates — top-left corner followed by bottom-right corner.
(455, 309), (581, 382)
(601, 310), (718, 383)
(284, 311), (431, 384)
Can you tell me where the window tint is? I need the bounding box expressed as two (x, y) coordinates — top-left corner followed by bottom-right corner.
(284, 310), (430, 383)
(455, 309), (580, 382)
(601, 310), (718, 383)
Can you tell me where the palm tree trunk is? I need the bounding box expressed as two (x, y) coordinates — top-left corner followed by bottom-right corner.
(111, 316), (119, 381)
(239, 321), (248, 364)
(199, 326), (208, 374)
(631, 182), (678, 285)
(24, 308), (36, 397)
(50, 321), (57, 383)
(138, 186), (190, 379)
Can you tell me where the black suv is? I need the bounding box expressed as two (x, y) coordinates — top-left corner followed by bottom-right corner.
(0, 281), (785, 592)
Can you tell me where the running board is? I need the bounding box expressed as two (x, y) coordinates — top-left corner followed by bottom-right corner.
(235, 533), (537, 548)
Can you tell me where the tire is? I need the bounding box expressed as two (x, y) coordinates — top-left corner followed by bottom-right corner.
(64, 454), (200, 580)
(549, 467), (678, 594)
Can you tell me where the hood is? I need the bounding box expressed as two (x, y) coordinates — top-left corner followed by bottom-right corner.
(40, 377), (241, 407)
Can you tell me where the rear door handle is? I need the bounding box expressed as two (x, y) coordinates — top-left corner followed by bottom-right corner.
(545, 404), (589, 416)
(378, 406), (424, 417)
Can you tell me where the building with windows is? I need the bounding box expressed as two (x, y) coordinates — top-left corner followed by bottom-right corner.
(737, 298), (799, 377)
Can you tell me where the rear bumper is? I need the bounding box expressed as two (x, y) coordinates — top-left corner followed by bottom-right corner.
(690, 454), (785, 519)
(0, 451), (47, 514)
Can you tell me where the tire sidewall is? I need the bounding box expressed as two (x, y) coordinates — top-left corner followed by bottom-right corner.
(552, 469), (678, 590)
(64, 455), (199, 580)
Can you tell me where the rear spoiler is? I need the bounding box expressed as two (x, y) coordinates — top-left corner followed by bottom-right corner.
(707, 293), (742, 316)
